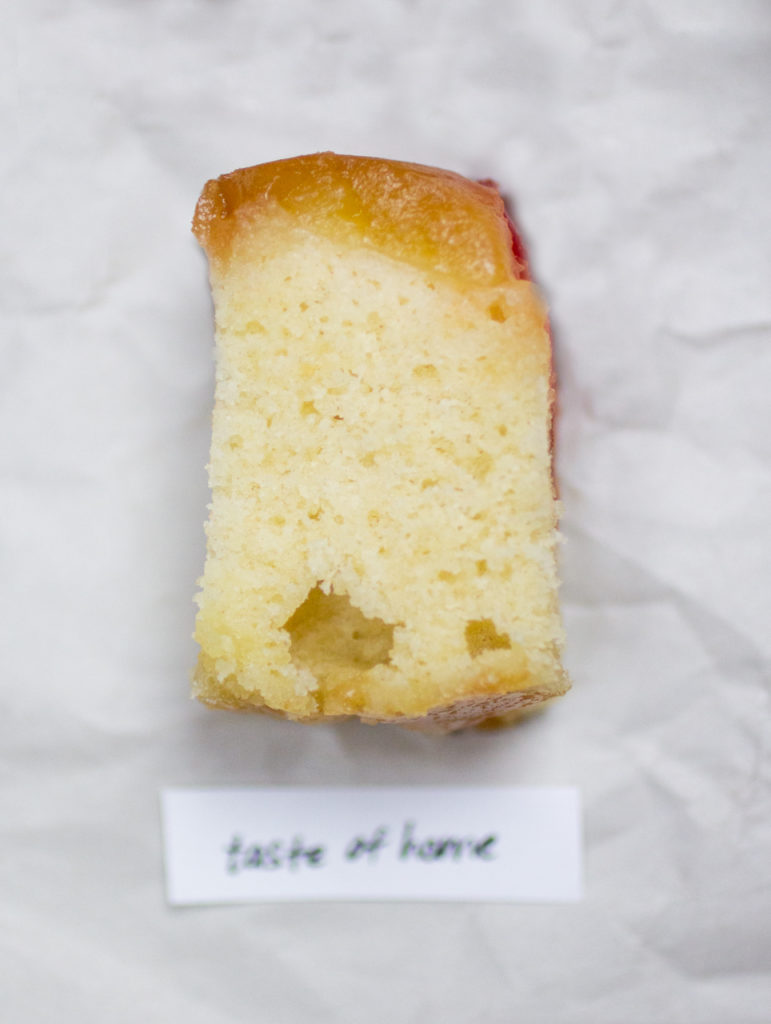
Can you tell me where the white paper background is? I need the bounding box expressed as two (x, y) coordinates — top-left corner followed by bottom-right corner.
(3, 0), (770, 1020)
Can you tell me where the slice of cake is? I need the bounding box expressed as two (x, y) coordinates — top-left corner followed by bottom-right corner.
(192, 152), (569, 732)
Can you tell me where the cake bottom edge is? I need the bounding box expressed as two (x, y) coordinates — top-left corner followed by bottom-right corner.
(192, 673), (570, 735)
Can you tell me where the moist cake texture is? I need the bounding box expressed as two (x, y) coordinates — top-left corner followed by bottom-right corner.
(192, 152), (569, 732)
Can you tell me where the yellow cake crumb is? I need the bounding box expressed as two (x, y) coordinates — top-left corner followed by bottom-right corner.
(192, 152), (569, 732)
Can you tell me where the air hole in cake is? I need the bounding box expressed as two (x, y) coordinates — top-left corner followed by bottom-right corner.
(465, 619), (512, 658)
(242, 319), (266, 335)
(488, 301), (507, 322)
(412, 363), (439, 380)
(283, 585), (396, 679)
(468, 451), (494, 481)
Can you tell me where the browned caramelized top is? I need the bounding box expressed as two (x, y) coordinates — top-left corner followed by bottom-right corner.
(193, 152), (524, 287)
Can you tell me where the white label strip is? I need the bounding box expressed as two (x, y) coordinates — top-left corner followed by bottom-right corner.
(160, 786), (582, 905)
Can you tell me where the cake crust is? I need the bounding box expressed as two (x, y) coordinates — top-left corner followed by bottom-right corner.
(194, 152), (526, 287)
